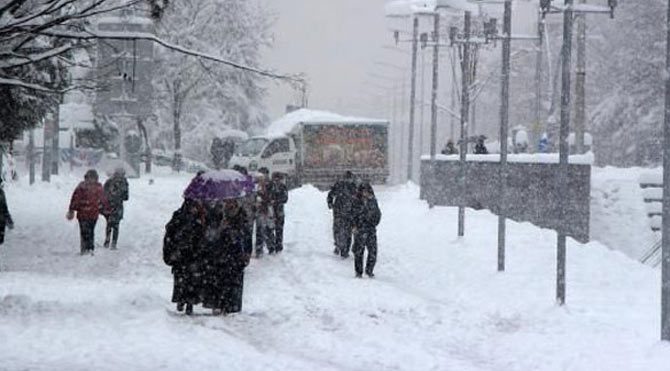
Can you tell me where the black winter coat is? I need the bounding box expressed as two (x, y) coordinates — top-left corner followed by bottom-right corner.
(0, 188), (13, 245)
(103, 175), (129, 223)
(201, 206), (250, 310)
(352, 196), (381, 230)
(327, 180), (356, 217)
(269, 181), (288, 218)
(163, 206), (205, 269)
(163, 205), (205, 305)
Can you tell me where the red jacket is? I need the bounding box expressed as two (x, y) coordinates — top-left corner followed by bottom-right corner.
(69, 181), (110, 221)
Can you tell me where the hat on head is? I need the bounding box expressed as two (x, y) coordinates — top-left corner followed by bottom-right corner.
(84, 169), (99, 181)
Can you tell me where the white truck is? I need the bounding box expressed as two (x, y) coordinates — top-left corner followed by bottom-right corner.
(230, 112), (389, 189)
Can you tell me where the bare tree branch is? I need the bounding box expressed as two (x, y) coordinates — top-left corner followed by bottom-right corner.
(0, 43), (75, 68)
(35, 27), (306, 84)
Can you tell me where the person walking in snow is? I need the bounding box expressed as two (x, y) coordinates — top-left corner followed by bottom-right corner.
(0, 179), (14, 246)
(233, 166), (256, 255)
(201, 199), (250, 315)
(163, 199), (205, 315)
(473, 136), (489, 155)
(254, 168), (275, 257)
(351, 182), (381, 278)
(327, 171), (357, 258)
(67, 169), (110, 255)
(441, 140), (459, 155)
(268, 172), (289, 253)
(103, 168), (129, 249)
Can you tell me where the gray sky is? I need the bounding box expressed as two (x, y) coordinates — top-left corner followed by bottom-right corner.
(260, 0), (393, 120)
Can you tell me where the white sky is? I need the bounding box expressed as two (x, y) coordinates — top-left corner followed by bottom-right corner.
(259, 0), (539, 124)
(260, 0), (393, 120)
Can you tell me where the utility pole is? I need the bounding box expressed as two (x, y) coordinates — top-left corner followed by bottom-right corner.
(458, 11), (472, 237)
(535, 15), (545, 152)
(429, 12), (440, 161)
(662, 0), (670, 342)
(420, 46), (426, 159)
(557, 0), (575, 306)
(451, 77), (456, 140)
(408, 17), (419, 183)
(498, 0), (512, 272)
(575, 0), (587, 154)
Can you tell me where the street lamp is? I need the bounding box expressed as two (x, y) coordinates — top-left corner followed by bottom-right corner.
(542, 0), (617, 306)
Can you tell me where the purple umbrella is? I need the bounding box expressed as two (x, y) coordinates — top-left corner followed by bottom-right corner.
(183, 170), (255, 201)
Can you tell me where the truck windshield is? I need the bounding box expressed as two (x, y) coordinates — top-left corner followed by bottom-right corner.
(235, 138), (269, 157)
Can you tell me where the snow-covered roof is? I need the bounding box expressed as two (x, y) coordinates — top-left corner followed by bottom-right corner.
(266, 109), (388, 137)
(59, 103), (94, 130)
(219, 129), (249, 140)
(385, 0), (479, 17)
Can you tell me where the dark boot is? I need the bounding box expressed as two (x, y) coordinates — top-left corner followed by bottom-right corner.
(185, 304), (193, 315)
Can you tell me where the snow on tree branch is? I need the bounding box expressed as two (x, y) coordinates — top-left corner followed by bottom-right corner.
(32, 27), (306, 85)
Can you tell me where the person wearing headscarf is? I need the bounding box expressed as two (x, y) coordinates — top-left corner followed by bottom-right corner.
(201, 199), (250, 315)
(163, 199), (205, 315)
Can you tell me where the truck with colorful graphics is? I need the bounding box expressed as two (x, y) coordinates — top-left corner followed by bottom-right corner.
(230, 109), (389, 189)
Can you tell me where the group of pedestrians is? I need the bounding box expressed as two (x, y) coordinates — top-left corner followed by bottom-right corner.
(163, 167), (289, 316)
(163, 196), (250, 316)
(67, 168), (129, 255)
(440, 136), (489, 155)
(327, 172), (381, 278)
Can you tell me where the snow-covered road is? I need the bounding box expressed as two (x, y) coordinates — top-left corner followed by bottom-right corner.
(1, 171), (669, 370)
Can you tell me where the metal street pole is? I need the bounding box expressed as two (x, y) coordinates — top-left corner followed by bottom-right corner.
(458, 11), (472, 237)
(535, 15), (545, 152)
(451, 76), (456, 140)
(557, 0), (575, 306)
(430, 12), (440, 160)
(498, 0), (512, 272)
(408, 17), (420, 182)
(662, 0), (670, 342)
(420, 47), (426, 159)
(575, 0), (587, 154)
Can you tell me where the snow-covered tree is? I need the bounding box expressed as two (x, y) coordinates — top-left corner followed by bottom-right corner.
(0, 0), (169, 141)
(589, 0), (665, 166)
(153, 0), (271, 165)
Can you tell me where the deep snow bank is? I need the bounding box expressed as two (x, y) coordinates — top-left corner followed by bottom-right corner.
(590, 166), (657, 260)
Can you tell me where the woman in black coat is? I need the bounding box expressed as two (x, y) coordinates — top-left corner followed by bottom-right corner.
(201, 199), (250, 315)
(163, 199), (205, 315)
(0, 181), (14, 245)
(351, 182), (381, 278)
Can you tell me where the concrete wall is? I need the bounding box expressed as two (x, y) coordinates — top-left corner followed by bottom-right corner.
(420, 159), (591, 243)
